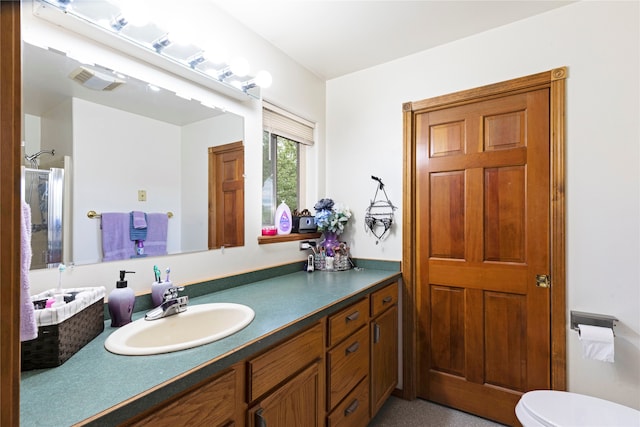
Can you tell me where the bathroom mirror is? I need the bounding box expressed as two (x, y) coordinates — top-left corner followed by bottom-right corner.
(22, 42), (245, 269)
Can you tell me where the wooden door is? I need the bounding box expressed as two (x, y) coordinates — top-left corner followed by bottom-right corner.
(208, 141), (244, 249)
(415, 89), (551, 425)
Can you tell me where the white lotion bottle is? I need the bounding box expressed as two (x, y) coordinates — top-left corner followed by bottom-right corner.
(275, 201), (292, 235)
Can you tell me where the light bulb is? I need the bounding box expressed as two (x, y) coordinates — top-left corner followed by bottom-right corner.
(255, 70), (273, 88)
(202, 44), (228, 65)
(165, 21), (196, 46)
(121, 1), (151, 27)
(229, 57), (249, 78)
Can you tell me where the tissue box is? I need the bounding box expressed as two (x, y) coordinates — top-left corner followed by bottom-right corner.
(21, 287), (105, 371)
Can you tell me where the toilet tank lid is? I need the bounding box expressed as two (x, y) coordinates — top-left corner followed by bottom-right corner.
(519, 390), (640, 427)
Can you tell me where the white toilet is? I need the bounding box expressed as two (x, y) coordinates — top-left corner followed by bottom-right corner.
(516, 390), (640, 427)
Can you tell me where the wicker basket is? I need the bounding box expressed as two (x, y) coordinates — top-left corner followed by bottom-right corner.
(21, 288), (105, 371)
(314, 253), (352, 271)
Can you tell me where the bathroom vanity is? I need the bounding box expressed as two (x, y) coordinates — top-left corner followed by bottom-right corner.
(20, 262), (400, 426)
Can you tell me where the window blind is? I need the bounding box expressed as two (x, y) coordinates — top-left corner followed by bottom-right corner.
(263, 101), (315, 146)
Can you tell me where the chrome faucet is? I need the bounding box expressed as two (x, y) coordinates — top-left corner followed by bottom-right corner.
(145, 286), (189, 320)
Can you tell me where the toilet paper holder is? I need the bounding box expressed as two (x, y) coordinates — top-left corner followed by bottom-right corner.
(570, 310), (618, 333)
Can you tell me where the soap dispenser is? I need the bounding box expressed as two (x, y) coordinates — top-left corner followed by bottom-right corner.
(108, 270), (136, 327)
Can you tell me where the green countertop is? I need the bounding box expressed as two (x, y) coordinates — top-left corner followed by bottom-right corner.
(21, 266), (400, 426)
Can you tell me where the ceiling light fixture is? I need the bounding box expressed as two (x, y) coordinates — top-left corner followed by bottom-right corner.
(35, 0), (272, 101)
(110, 14), (128, 32)
(242, 70), (273, 92)
(151, 35), (172, 53)
(217, 57), (250, 81)
(187, 52), (206, 69)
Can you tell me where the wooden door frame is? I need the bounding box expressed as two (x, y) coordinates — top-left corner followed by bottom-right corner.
(0, 2), (22, 425)
(401, 68), (567, 399)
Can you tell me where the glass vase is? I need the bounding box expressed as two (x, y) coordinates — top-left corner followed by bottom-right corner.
(321, 231), (340, 257)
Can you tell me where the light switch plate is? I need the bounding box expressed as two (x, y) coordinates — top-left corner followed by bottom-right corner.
(138, 190), (147, 201)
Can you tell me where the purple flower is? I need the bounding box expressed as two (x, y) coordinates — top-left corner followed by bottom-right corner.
(314, 198), (334, 212)
(314, 199), (351, 235)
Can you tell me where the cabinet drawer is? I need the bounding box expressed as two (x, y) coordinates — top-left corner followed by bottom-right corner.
(248, 322), (323, 402)
(327, 298), (368, 347)
(327, 377), (369, 427)
(327, 326), (369, 410)
(370, 282), (398, 317)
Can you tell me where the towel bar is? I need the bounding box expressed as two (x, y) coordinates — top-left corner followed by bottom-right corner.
(87, 210), (173, 219)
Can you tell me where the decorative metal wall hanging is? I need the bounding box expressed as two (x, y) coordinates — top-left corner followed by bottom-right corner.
(364, 176), (397, 243)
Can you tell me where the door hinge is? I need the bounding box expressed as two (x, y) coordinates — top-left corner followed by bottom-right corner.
(536, 274), (551, 288)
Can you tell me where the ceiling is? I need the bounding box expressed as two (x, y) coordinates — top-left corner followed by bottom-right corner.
(209, 0), (575, 80)
(23, 1), (575, 122)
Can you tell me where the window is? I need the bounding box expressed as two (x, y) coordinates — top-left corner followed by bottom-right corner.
(262, 132), (299, 224)
(262, 103), (315, 226)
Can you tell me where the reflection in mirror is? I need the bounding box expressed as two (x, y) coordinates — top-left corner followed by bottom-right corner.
(22, 42), (245, 270)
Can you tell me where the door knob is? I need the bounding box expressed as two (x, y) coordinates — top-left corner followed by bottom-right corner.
(536, 274), (550, 288)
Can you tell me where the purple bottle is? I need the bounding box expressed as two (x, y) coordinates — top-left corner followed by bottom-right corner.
(108, 270), (136, 327)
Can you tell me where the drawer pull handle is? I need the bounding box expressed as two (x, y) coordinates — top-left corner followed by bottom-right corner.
(345, 341), (360, 354)
(344, 398), (360, 415)
(382, 296), (393, 304)
(346, 311), (360, 322)
(256, 408), (267, 427)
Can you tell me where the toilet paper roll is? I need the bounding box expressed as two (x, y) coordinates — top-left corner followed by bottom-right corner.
(578, 324), (614, 363)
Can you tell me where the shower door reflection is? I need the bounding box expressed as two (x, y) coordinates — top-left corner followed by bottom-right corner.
(23, 167), (64, 269)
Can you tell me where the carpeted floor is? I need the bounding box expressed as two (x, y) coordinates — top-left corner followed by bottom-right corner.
(369, 396), (507, 427)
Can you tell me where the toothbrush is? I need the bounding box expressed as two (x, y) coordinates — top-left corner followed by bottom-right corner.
(165, 267), (171, 283)
(153, 265), (161, 283)
(57, 263), (66, 292)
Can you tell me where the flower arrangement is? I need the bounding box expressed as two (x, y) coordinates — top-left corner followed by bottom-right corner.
(314, 198), (352, 235)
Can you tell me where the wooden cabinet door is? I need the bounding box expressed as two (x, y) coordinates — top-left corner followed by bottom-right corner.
(415, 89), (551, 425)
(370, 305), (398, 417)
(248, 362), (322, 427)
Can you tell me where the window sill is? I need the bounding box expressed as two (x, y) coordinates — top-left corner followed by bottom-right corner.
(257, 232), (321, 245)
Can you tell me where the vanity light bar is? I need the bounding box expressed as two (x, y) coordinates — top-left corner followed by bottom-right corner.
(36, 0), (271, 100)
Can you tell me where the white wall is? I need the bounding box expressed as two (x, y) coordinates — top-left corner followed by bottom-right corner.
(23, 114), (41, 162)
(41, 98), (72, 162)
(327, 1), (639, 410)
(24, 2), (325, 298)
(181, 113), (244, 251)
(72, 98), (182, 264)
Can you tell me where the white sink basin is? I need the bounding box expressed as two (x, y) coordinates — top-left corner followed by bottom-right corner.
(104, 303), (255, 355)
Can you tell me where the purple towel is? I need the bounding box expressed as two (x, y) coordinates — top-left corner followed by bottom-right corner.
(21, 201), (38, 342)
(144, 213), (169, 256)
(130, 211), (148, 241)
(101, 213), (135, 261)
(132, 211), (147, 229)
